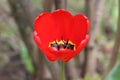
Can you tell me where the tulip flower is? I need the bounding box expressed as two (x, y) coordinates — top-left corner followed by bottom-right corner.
(34, 9), (90, 62)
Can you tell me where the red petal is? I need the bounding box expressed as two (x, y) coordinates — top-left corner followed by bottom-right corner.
(69, 14), (90, 47)
(43, 48), (57, 61)
(34, 12), (60, 48)
(64, 35), (90, 62)
(49, 47), (74, 60)
(34, 9), (90, 62)
(33, 31), (57, 61)
(52, 9), (73, 41)
(33, 31), (42, 49)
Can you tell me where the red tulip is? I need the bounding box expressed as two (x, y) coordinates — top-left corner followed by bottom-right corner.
(33, 9), (90, 62)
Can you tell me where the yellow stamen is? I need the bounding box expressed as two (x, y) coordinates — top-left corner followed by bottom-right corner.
(68, 41), (76, 50)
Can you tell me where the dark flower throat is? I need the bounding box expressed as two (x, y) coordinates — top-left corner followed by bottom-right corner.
(49, 40), (75, 50)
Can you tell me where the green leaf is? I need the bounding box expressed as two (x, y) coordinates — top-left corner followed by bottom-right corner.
(105, 63), (120, 80)
(20, 43), (35, 74)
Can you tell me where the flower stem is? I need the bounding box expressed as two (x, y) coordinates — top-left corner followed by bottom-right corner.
(61, 61), (65, 80)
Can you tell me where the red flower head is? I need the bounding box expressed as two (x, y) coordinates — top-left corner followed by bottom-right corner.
(34, 9), (90, 62)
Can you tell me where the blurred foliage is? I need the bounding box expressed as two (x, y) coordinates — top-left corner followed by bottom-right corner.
(105, 63), (120, 80)
(68, 0), (85, 14)
(0, 20), (16, 35)
(31, 0), (42, 10)
(118, 51), (120, 61)
(0, 54), (9, 67)
(112, 0), (118, 32)
(84, 73), (101, 80)
(20, 43), (35, 74)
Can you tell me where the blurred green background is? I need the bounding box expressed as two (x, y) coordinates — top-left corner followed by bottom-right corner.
(0, 0), (120, 80)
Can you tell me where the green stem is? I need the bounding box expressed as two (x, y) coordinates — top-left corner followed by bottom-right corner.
(61, 61), (65, 80)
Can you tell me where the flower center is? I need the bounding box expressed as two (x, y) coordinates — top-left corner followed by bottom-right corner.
(49, 40), (75, 50)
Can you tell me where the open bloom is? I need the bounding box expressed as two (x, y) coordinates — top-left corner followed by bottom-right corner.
(34, 9), (90, 62)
